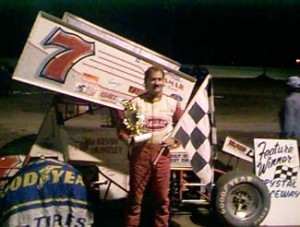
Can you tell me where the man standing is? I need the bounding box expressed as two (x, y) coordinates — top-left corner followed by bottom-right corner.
(279, 76), (300, 146)
(119, 66), (182, 227)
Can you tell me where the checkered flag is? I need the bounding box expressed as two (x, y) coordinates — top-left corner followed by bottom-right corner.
(273, 165), (298, 181)
(172, 75), (216, 184)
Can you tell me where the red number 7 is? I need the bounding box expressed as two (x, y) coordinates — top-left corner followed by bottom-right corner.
(40, 28), (95, 83)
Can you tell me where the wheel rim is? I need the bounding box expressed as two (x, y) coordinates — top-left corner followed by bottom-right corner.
(226, 184), (262, 220)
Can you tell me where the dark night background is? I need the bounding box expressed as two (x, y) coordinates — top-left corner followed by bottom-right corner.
(1, 0), (300, 68)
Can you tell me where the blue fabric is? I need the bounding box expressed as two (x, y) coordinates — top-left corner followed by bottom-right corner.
(0, 159), (91, 224)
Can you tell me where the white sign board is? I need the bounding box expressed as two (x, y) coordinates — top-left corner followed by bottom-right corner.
(254, 138), (300, 226)
(13, 11), (196, 110)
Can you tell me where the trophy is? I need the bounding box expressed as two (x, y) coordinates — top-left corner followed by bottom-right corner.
(122, 101), (152, 143)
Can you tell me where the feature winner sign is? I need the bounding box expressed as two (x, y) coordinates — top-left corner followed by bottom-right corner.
(13, 11), (196, 110)
(254, 138), (300, 226)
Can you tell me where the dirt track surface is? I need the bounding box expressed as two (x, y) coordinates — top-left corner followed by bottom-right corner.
(0, 76), (286, 226)
(214, 76), (284, 144)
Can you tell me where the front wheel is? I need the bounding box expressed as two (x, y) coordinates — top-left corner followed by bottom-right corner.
(213, 170), (270, 227)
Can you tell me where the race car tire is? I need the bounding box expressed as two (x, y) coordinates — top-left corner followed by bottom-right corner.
(213, 170), (270, 227)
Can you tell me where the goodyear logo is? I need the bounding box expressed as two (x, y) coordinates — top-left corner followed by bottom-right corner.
(0, 159), (91, 226)
(1, 162), (84, 198)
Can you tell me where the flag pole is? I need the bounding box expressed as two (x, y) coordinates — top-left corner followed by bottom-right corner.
(152, 131), (175, 166)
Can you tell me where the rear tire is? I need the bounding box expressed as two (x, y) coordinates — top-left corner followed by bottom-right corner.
(213, 170), (270, 227)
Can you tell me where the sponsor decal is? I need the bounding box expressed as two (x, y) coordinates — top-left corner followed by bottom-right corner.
(170, 153), (189, 163)
(145, 118), (168, 130)
(99, 91), (118, 102)
(227, 138), (254, 157)
(79, 138), (123, 155)
(81, 73), (99, 85)
(108, 79), (121, 88)
(128, 86), (144, 96)
(75, 83), (97, 96)
(222, 137), (254, 162)
(164, 77), (184, 91)
(170, 93), (183, 101)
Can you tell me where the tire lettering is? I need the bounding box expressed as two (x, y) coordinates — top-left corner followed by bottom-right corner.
(218, 189), (227, 214)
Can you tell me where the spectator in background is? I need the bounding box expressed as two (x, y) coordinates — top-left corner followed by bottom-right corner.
(279, 76), (300, 147)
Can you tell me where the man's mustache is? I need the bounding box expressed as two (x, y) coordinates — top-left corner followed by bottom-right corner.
(153, 84), (164, 88)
